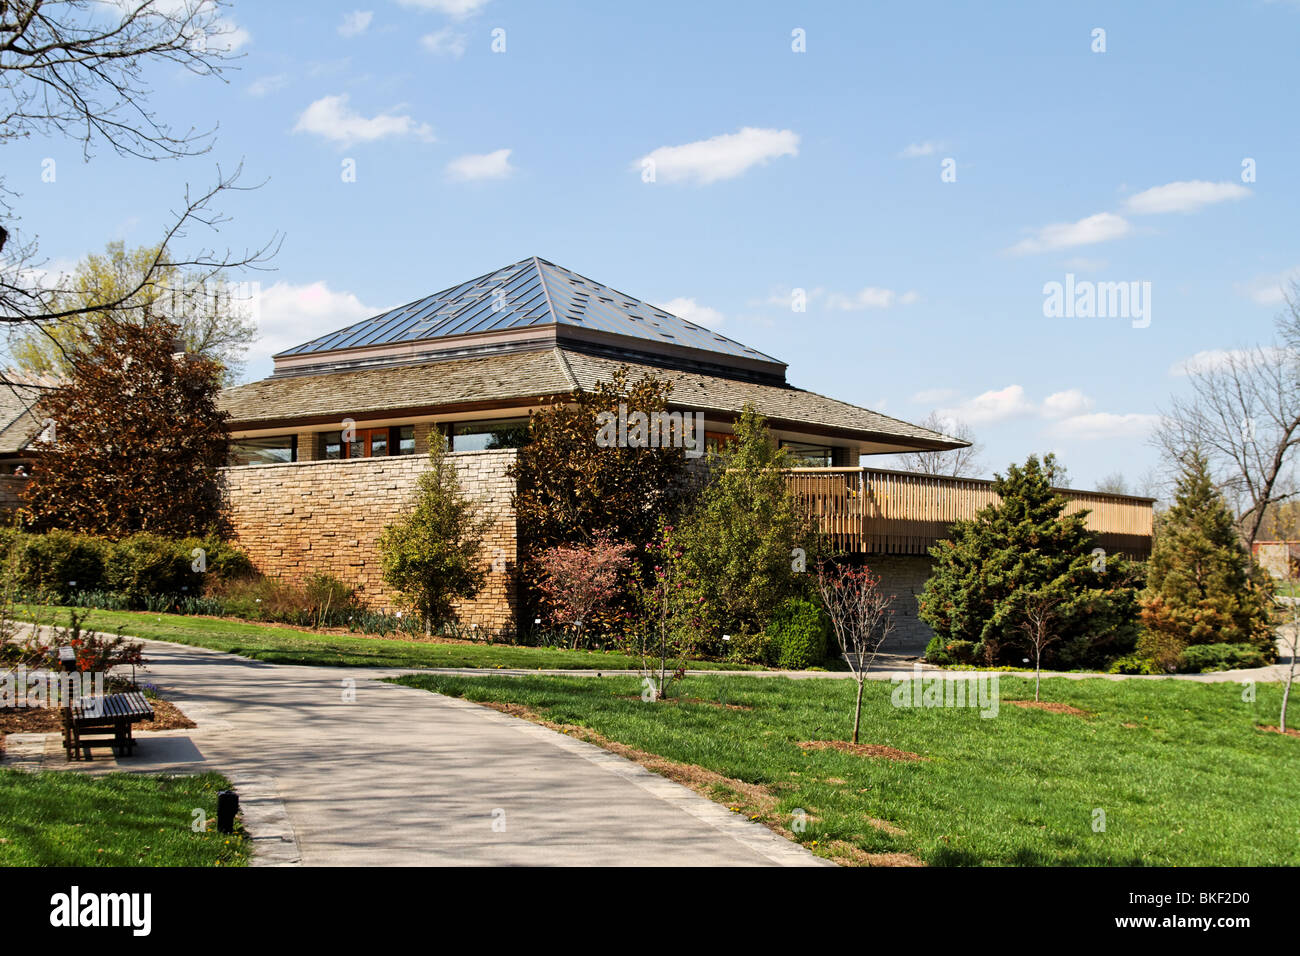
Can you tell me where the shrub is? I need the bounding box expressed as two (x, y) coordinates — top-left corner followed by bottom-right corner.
(925, 634), (952, 664)
(104, 533), (198, 602)
(1177, 642), (1274, 674)
(721, 630), (772, 665)
(180, 535), (254, 581)
(15, 530), (107, 598)
(534, 535), (635, 648)
(1107, 654), (1165, 675)
(763, 597), (830, 669)
(924, 636), (977, 666)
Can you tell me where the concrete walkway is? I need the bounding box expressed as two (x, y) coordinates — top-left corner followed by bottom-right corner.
(11, 636), (825, 867)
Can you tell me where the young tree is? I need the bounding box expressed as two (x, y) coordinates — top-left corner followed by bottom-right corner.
(625, 523), (699, 701)
(1139, 450), (1275, 670)
(674, 405), (821, 643)
(379, 433), (490, 634)
(22, 317), (228, 536)
(919, 453), (1142, 668)
(1013, 582), (1070, 702)
(535, 535), (635, 648)
(816, 563), (896, 744)
(10, 241), (257, 384)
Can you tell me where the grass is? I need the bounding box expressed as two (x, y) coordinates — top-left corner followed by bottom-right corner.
(391, 671), (1300, 866)
(14, 604), (761, 671)
(0, 770), (248, 866)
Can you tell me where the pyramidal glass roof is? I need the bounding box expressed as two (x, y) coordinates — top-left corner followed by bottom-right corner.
(275, 256), (782, 365)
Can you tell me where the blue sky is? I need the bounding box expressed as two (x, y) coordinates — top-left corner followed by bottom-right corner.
(9, 0), (1300, 489)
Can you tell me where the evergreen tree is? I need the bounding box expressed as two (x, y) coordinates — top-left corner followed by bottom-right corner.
(1138, 450), (1275, 669)
(919, 453), (1142, 667)
(674, 405), (821, 645)
(378, 433), (490, 633)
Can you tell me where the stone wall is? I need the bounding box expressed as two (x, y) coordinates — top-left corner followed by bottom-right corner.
(860, 554), (935, 657)
(220, 450), (518, 634)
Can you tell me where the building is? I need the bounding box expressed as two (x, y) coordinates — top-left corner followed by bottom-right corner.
(218, 256), (1155, 648)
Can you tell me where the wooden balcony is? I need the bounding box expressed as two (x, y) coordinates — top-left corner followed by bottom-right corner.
(784, 467), (1155, 558)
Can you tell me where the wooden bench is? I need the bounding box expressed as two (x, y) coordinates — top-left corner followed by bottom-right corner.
(61, 692), (155, 761)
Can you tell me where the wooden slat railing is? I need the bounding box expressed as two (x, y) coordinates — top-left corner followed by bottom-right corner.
(784, 467), (1155, 557)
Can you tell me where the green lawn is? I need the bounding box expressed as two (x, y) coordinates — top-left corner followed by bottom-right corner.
(391, 671), (1300, 866)
(16, 605), (760, 671)
(0, 770), (248, 866)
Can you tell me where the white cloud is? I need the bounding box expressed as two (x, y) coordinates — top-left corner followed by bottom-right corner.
(938, 385), (1036, 426)
(293, 94), (434, 147)
(656, 297), (725, 328)
(397, 0), (491, 18)
(1124, 180), (1250, 215)
(445, 148), (514, 181)
(1169, 346), (1291, 377)
(1008, 212), (1132, 255)
(338, 11), (374, 37)
(253, 281), (378, 360)
(247, 73), (290, 97)
(634, 127), (799, 185)
(421, 27), (468, 57)
(1041, 389), (1095, 418)
(1048, 412), (1160, 440)
(1235, 266), (1300, 306)
(898, 141), (940, 158)
(825, 287), (919, 310)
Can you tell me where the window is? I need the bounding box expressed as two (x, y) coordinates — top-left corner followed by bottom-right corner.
(780, 440), (833, 468)
(704, 431), (737, 458)
(397, 425), (415, 455)
(322, 427), (394, 460)
(450, 418), (530, 452)
(229, 435), (297, 466)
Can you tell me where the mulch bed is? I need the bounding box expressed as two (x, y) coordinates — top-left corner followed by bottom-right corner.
(799, 740), (926, 762)
(1006, 700), (1091, 717)
(1257, 725), (1300, 738)
(0, 697), (195, 757)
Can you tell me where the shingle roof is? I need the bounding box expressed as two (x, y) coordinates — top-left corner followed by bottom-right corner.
(221, 347), (962, 450)
(275, 256), (782, 366)
(0, 382), (48, 455)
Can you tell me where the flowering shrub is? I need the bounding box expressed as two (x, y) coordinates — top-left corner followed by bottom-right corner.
(535, 535), (635, 648)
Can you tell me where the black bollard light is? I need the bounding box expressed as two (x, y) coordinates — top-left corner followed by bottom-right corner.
(217, 790), (239, 834)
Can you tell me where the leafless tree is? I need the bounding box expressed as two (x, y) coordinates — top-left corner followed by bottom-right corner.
(891, 412), (985, 477)
(1017, 587), (1068, 702)
(816, 562), (895, 744)
(1094, 472), (1128, 495)
(1154, 330), (1299, 546)
(0, 1), (277, 385)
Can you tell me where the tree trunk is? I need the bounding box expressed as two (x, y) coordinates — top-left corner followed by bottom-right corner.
(1282, 641), (1297, 733)
(1035, 645), (1042, 702)
(852, 678), (864, 744)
